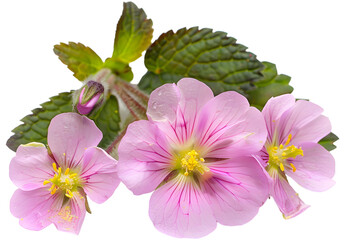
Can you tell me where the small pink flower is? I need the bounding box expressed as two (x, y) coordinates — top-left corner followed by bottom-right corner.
(9, 113), (120, 234)
(257, 94), (335, 219)
(117, 78), (270, 238)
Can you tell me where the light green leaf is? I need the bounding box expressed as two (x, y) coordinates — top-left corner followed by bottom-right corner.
(54, 42), (103, 81)
(6, 92), (74, 151)
(111, 2), (153, 63)
(138, 27), (263, 95)
(246, 61), (293, 109)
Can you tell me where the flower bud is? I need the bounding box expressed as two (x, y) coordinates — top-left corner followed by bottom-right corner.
(76, 81), (104, 115)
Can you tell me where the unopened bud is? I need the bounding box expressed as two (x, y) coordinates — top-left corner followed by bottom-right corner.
(76, 81), (104, 115)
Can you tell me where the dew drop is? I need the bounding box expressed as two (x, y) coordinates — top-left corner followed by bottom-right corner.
(152, 101), (158, 109)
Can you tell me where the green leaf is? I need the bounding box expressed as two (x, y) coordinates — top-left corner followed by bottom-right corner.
(103, 58), (134, 81)
(318, 132), (338, 151)
(6, 92), (74, 151)
(54, 42), (103, 81)
(111, 2), (153, 63)
(89, 95), (121, 149)
(138, 27), (264, 95)
(7, 92), (121, 152)
(246, 61), (293, 109)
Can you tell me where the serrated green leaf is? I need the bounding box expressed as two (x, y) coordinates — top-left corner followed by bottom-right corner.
(246, 61), (293, 109)
(89, 95), (121, 149)
(112, 2), (153, 63)
(138, 27), (263, 95)
(6, 92), (74, 151)
(54, 42), (103, 81)
(318, 132), (338, 151)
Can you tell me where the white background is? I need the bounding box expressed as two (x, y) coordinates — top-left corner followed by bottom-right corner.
(1, 0), (347, 239)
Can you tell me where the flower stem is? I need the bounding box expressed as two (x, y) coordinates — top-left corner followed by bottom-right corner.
(113, 77), (149, 120)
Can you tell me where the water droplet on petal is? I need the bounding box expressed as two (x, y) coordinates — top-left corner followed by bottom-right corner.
(152, 101), (158, 110)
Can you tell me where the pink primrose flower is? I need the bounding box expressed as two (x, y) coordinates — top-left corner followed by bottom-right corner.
(258, 94), (335, 219)
(117, 78), (270, 238)
(9, 113), (120, 234)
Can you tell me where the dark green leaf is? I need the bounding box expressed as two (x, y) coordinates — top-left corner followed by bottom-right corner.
(89, 95), (121, 149)
(246, 61), (293, 109)
(318, 132), (338, 151)
(112, 2), (153, 63)
(138, 27), (263, 95)
(6, 92), (74, 151)
(54, 42), (103, 81)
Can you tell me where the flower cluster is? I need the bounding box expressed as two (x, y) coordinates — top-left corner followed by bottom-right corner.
(117, 78), (335, 237)
(9, 78), (335, 238)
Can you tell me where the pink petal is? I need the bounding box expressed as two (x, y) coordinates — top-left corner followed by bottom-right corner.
(147, 78), (214, 144)
(290, 115), (331, 145)
(175, 78), (214, 139)
(11, 188), (86, 234)
(262, 94), (295, 141)
(195, 91), (267, 158)
(147, 83), (181, 122)
(47, 113), (102, 169)
(117, 120), (173, 195)
(149, 175), (217, 238)
(52, 192), (86, 234)
(10, 188), (57, 231)
(269, 169), (309, 219)
(277, 100), (324, 144)
(286, 143), (335, 192)
(77, 92), (102, 115)
(80, 147), (120, 204)
(9, 143), (54, 191)
(203, 156), (269, 225)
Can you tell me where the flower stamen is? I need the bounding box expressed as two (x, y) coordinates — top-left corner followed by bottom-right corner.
(267, 134), (303, 172)
(180, 150), (209, 176)
(43, 163), (80, 198)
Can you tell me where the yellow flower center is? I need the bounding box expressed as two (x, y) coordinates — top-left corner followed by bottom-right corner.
(267, 134), (303, 172)
(43, 162), (81, 198)
(180, 150), (209, 176)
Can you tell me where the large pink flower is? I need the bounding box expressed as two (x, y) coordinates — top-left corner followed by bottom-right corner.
(117, 78), (270, 238)
(257, 94), (335, 219)
(9, 113), (120, 234)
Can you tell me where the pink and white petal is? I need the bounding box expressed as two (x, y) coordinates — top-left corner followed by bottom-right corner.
(291, 115), (331, 145)
(175, 78), (214, 139)
(147, 83), (181, 122)
(269, 169), (309, 219)
(80, 147), (118, 176)
(80, 147), (120, 204)
(52, 192), (86, 234)
(196, 92), (267, 158)
(82, 173), (119, 204)
(117, 120), (173, 195)
(149, 175), (217, 238)
(10, 143), (54, 191)
(286, 143), (335, 192)
(176, 78), (214, 115)
(203, 156), (269, 225)
(47, 113), (102, 169)
(277, 100), (324, 144)
(196, 91), (250, 147)
(153, 78), (215, 144)
(10, 188), (60, 231)
(262, 94), (295, 140)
